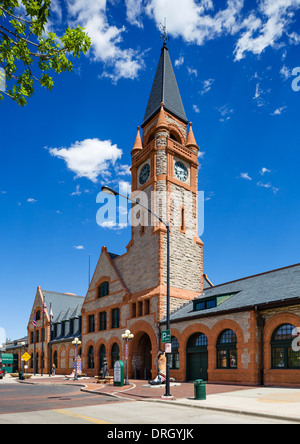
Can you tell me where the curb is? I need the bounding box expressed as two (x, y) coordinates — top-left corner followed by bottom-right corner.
(144, 398), (300, 423)
(16, 379), (300, 423)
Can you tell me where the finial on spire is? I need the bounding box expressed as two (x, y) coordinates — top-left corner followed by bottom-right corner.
(160, 18), (170, 47)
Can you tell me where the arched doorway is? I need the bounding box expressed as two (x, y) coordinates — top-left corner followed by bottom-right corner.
(186, 333), (208, 381)
(132, 333), (152, 380)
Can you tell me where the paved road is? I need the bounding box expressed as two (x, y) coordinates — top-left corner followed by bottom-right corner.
(0, 383), (294, 424)
(0, 383), (125, 415)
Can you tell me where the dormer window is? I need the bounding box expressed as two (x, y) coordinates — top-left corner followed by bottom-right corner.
(98, 281), (109, 299)
(193, 292), (238, 312)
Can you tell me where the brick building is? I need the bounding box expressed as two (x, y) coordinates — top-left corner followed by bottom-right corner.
(26, 43), (300, 385)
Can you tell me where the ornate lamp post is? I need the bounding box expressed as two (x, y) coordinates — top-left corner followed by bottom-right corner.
(72, 337), (81, 381)
(102, 185), (172, 398)
(122, 329), (134, 386)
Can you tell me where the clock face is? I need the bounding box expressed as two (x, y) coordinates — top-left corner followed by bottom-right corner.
(174, 161), (188, 182)
(139, 163), (150, 185)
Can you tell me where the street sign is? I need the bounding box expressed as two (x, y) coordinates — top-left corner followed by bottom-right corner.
(165, 343), (172, 354)
(22, 352), (31, 362)
(161, 330), (171, 343)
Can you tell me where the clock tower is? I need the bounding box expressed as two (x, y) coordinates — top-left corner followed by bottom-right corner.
(128, 43), (204, 318)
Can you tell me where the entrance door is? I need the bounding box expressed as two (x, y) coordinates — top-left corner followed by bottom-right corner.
(186, 333), (209, 382)
(138, 334), (152, 380)
(187, 351), (208, 381)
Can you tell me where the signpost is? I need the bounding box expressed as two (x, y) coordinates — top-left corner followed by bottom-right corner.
(161, 330), (171, 344)
(21, 352), (31, 379)
(114, 360), (125, 387)
(22, 352), (31, 362)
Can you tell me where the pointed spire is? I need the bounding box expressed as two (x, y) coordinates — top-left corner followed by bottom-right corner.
(131, 126), (143, 156)
(142, 46), (188, 127)
(186, 122), (198, 150)
(156, 102), (169, 133)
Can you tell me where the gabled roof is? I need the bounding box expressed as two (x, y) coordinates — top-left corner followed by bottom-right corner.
(142, 46), (188, 127)
(41, 290), (84, 323)
(166, 264), (300, 323)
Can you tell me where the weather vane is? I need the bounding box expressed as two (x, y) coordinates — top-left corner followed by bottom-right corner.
(160, 18), (170, 47)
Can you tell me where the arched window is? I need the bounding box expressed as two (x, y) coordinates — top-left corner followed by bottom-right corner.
(271, 324), (300, 369)
(98, 281), (109, 299)
(36, 310), (41, 321)
(217, 329), (237, 369)
(88, 346), (95, 369)
(170, 131), (181, 144)
(170, 336), (179, 369)
(53, 351), (58, 369)
(187, 333), (208, 348)
(111, 343), (120, 369)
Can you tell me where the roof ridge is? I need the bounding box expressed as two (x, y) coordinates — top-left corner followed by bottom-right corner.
(42, 290), (84, 298)
(207, 263), (300, 290)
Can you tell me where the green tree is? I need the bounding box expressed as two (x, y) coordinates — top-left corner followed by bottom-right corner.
(0, 0), (91, 106)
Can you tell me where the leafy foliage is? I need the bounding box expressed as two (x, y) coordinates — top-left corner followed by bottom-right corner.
(0, 0), (91, 105)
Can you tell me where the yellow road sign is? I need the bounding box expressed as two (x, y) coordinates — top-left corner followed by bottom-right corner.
(22, 352), (31, 362)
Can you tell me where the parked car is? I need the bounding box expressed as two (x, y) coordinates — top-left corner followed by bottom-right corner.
(0, 368), (5, 379)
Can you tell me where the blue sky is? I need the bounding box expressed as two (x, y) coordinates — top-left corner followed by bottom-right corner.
(1, 0), (300, 341)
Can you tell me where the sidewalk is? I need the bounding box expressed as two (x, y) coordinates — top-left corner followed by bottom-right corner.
(81, 379), (300, 423)
(8, 375), (300, 423)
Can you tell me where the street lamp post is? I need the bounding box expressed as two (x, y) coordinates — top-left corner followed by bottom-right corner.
(101, 186), (172, 398)
(21, 341), (25, 374)
(72, 338), (81, 381)
(122, 329), (134, 385)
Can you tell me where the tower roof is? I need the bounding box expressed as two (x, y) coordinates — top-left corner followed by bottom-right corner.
(142, 46), (188, 127)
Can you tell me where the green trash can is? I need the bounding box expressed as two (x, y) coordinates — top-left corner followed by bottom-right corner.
(18, 371), (25, 381)
(194, 379), (206, 400)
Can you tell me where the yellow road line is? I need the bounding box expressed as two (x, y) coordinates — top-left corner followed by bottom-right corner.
(53, 409), (112, 424)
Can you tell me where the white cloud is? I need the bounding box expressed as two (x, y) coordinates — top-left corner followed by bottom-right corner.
(260, 167), (271, 175)
(73, 245), (85, 250)
(271, 106), (287, 116)
(48, 138), (123, 183)
(146, 0), (244, 46)
(240, 172), (252, 181)
(119, 180), (132, 196)
(187, 67), (198, 77)
(234, 0), (300, 61)
(218, 104), (234, 121)
(125, 0), (143, 28)
(71, 185), (82, 196)
(193, 104), (200, 113)
(175, 56), (184, 67)
(257, 181), (280, 193)
(145, 0), (300, 62)
(1, 191), (6, 194)
(66, 0), (145, 82)
(280, 65), (292, 80)
(201, 78), (215, 95)
(257, 181), (272, 188)
(27, 198), (37, 203)
(115, 164), (131, 176)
